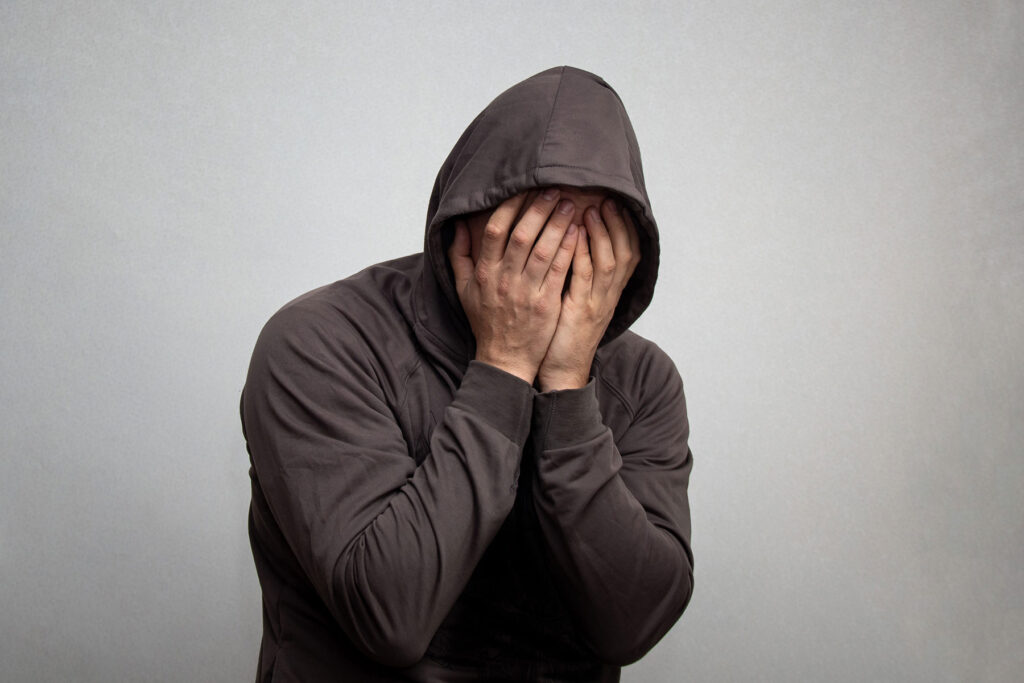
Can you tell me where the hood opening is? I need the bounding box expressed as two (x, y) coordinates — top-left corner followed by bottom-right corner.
(416, 66), (662, 358)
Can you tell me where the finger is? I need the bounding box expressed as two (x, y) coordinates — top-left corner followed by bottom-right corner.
(621, 205), (642, 280)
(601, 198), (638, 285)
(602, 199), (631, 265)
(583, 205), (616, 293)
(448, 219), (474, 290)
(568, 225), (594, 300)
(504, 189), (568, 271)
(478, 194), (528, 265)
(522, 197), (576, 282)
(541, 222), (579, 293)
(511, 188), (543, 227)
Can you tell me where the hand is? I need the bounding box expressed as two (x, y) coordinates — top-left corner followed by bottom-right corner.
(449, 189), (581, 384)
(537, 198), (640, 392)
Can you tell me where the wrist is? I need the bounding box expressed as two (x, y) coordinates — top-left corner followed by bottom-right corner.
(538, 370), (589, 393)
(474, 351), (537, 385)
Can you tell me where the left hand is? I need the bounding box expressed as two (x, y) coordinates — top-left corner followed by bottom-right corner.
(536, 197), (641, 392)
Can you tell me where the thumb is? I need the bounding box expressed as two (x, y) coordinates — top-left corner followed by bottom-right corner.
(448, 219), (473, 290)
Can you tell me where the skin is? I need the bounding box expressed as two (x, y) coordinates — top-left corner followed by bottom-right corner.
(448, 186), (640, 392)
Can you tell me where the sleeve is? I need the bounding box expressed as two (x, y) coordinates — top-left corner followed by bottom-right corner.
(241, 303), (534, 667)
(528, 344), (694, 665)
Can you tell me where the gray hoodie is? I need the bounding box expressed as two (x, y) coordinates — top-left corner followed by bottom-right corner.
(241, 65), (694, 682)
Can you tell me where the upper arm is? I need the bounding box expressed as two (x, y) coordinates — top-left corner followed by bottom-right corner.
(613, 342), (694, 560)
(241, 301), (535, 666)
(242, 302), (413, 610)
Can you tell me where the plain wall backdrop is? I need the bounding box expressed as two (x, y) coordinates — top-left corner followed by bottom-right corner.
(2, 1), (1022, 681)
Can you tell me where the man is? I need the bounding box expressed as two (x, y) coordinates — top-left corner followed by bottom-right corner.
(241, 66), (694, 682)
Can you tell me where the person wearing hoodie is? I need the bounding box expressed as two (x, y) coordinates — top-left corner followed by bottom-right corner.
(240, 66), (694, 682)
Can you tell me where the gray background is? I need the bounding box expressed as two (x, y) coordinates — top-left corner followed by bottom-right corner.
(2, 1), (1022, 681)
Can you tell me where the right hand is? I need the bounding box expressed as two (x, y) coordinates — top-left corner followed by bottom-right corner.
(449, 189), (580, 384)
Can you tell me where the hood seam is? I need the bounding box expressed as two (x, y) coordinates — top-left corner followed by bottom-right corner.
(534, 162), (635, 185)
(535, 66), (567, 176)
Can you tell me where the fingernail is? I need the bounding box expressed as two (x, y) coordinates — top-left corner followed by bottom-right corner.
(567, 223), (577, 235)
(608, 198), (620, 215)
(542, 188), (558, 201)
(587, 207), (600, 222)
(558, 199), (574, 215)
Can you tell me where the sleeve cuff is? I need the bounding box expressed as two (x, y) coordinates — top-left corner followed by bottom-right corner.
(532, 378), (606, 450)
(450, 360), (535, 443)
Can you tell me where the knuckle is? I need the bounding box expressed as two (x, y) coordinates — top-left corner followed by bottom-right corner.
(473, 265), (489, 285)
(483, 222), (505, 241)
(496, 274), (512, 296)
(531, 246), (553, 263)
(508, 231), (531, 250)
(600, 261), (617, 277)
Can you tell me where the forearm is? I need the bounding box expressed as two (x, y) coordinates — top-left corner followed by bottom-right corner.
(530, 383), (693, 665)
(336, 363), (533, 664)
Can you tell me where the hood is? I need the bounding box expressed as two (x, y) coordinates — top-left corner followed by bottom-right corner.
(412, 65), (661, 370)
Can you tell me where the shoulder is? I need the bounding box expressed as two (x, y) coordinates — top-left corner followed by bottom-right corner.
(267, 251), (417, 319)
(248, 254), (422, 382)
(259, 253), (419, 337)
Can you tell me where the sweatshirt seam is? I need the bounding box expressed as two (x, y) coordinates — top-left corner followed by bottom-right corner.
(597, 373), (636, 423)
(395, 357), (422, 434)
(414, 318), (468, 366)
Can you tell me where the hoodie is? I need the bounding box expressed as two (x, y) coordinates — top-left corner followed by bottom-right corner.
(241, 66), (694, 682)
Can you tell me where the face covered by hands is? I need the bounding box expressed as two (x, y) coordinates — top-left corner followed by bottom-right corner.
(448, 187), (640, 391)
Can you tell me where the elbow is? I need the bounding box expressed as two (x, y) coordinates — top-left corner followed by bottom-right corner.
(331, 589), (434, 668)
(331, 549), (435, 668)
(587, 623), (668, 667)
(589, 566), (695, 666)
(586, 626), (660, 667)
(331, 587), (432, 667)
(359, 629), (431, 668)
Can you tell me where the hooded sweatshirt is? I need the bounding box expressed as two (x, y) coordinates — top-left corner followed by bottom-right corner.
(241, 66), (694, 682)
